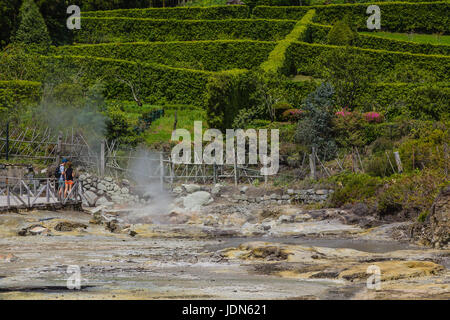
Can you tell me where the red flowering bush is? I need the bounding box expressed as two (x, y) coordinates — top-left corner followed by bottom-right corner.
(335, 107), (352, 117)
(282, 109), (304, 122)
(363, 112), (383, 123)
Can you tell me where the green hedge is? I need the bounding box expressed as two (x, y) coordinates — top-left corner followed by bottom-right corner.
(74, 18), (296, 43)
(84, 5), (250, 19)
(287, 42), (450, 81)
(55, 40), (275, 71)
(260, 9), (315, 74)
(0, 80), (42, 103)
(306, 23), (450, 55)
(40, 55), (215, 106)
(253, 2), (450, 33)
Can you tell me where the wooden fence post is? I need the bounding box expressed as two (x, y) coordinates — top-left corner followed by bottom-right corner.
(309, 146), (316, 180)
(56, 131), (63, 164)
(5, 121), (9, 161)
(160, 152), (164, 190)
(393, 151), (403, 173)
(100, 140), (105, 177)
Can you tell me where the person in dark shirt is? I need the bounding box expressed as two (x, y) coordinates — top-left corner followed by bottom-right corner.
(64, 161), (74, 199)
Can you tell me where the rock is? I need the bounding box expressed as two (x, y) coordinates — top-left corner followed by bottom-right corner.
(278, 215), (294, 223)
(182, 184), (201, 193)
(83, 190), (97, 207)
(121, 187), (129, 194)
(183, 191), (213, 211)
(104, 177), (113, 182)
(411, 185), (450, 248)
(121, 179), (130, 186)
(287, 189), (294, 195)
(54, 221), (87, 232)
(211, 184), (222, 195)
(97, 183), (107, 191)
(105, 220), (122, 233)
(240, 186), (249, 194)
(315, 189), (328, 195)
(95, 197), (114, 207)
(29, 226), (49, 235)
(0, 253), (18, 262)
(172, 186), (183, 194)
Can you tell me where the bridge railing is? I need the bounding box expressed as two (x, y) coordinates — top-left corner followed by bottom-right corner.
(0, 176), (83, 209)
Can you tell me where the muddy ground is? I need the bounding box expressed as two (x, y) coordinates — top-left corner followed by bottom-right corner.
(0, 192), (449, 300)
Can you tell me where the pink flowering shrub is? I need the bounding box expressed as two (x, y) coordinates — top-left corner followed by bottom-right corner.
(363, 112), (383, 123)
(335, 108), (352, 117)
(282, 109), (304, 122)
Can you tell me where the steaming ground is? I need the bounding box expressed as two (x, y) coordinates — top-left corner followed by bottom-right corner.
(0, 186), (448, 300)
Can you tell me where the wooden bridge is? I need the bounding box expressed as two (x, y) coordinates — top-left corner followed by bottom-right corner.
(0, 177), (83, 212)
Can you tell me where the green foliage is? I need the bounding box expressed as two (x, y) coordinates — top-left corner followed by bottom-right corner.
(205, 69), (257, 130)
(316, 46), (372, 109)
(288, 42), (450, 82)
(326, 19), (356, 46)
(260, 9), (315, 75)
(253, 2), (450, 33)
(309, 23), (450, 56)
(295, 82), (337, 159)
(0, 80), (41, 103)
(12, 0), (51, 51)
(38, 55), (213, 106)
(84, 5), (249, 19)
(329, 172), (382, 207)
(0, 44), (44, 81)
(56, 40), (275, 72)
(333, 111), (378, 150)
(74, 17), (296, 43)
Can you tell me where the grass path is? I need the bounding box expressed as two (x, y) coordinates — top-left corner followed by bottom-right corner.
(361, 31), (450, 46)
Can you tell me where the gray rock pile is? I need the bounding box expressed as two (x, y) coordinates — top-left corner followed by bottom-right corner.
(79, 174), (140, 207)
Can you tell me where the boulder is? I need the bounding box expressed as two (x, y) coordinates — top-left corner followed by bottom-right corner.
(240, 186), (249, 194)
(83, 190), (97, 207)
(96, 196), (114, 207)
(182, 184), (201, 193)
(97, 183), (107, 191)
(183, 191), (213, 211)
(211, 184), (222, 195)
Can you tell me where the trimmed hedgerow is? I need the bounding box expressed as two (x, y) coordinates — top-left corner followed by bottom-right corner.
(74, 17), (296, 43)
(287, 42), (450, 81)
(83, 5), (250, 19)
(55, 40), (275, 71)
(41, 55), (214, 106)
(260, 9), (315, 75)
(0, 80), (42, 103)
(253, 2), (450, 33)
(306, 23), (450, 56)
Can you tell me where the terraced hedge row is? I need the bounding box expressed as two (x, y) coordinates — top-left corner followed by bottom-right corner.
(83, 5), (250, 19)
(74, 18), (296, 43)
(41, 55), (216, 106)
(55, 40), (275, 71)
(306, 24), (450, 56)
(260, 9), (316, 75)
(253, 2), (450, 33)
(287, 42), (450, 81)
(0, 80), (42, 103)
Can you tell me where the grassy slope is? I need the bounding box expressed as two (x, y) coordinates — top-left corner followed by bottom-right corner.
(360, 31), (450, 45)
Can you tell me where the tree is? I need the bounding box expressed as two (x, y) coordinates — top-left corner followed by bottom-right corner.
(318, 47), (373, 110)
(12, 0), (51, 50)
(327, 19), (357, 46)
(295, 82), (337, 160)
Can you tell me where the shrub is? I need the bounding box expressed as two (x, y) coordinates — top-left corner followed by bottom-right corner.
(12, 0), (51, 51)
(288, 42), (450, 82)
(329, 172), (382, 207)
(281, 108), (304, 122)
(333, 110), (377, 150)
(56, 40), (275, 72)
(84, 5), (250, 19)
(363, 112), (383, 123)
(253, 2), (450, 33)
(74, 17), (296, 43)
(295, 82), (337, 159)
(326, 19), (356, 46)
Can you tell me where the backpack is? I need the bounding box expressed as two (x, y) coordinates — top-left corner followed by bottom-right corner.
(55, 166), (61, 179)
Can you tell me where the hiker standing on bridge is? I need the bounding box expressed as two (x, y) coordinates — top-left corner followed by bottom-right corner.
(64, 161), (74, 199)
(56, 158), (67, 201)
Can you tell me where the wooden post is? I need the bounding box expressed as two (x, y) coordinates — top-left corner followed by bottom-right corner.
(233, 152), (238, 186)
(393, 151), (403, 173)
(46, 179), (50, 203)
(444, 143), (448, 177)
(6, 184), (10, 208)
(309, 147), (316, 180)
(173, 110), (178, 131)
(100, 140), (105, 177)
(385, 151), (396, 173)
(5, 121), (9, 161)
(160, 152), (164, 191)
(56, 131), (63, 164)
